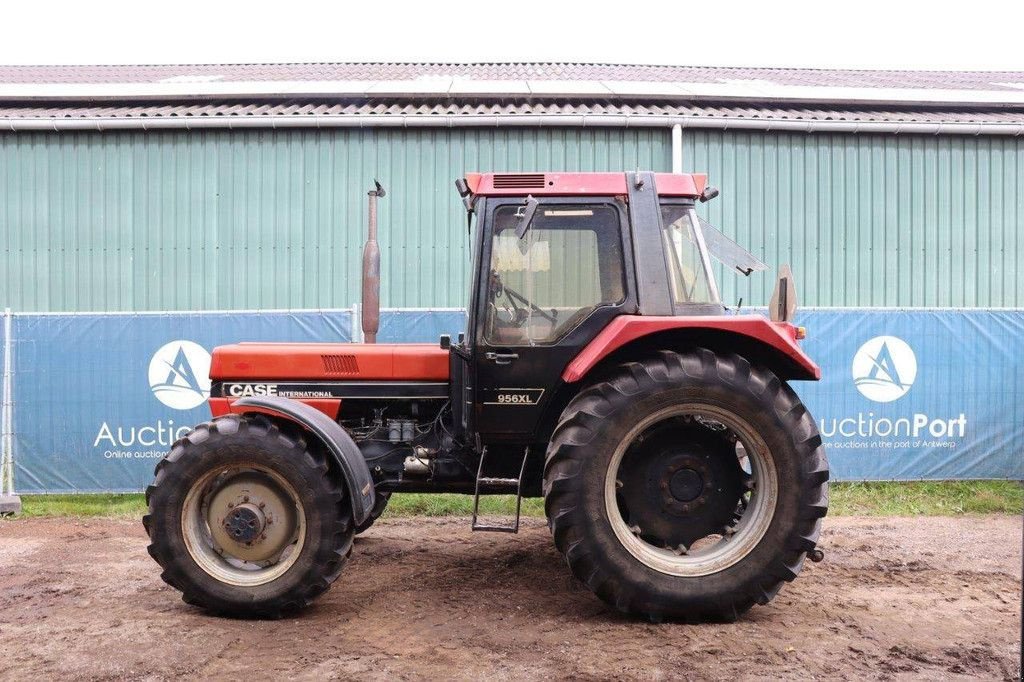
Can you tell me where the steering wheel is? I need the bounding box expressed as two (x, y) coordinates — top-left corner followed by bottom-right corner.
(490, 271), (557, 325)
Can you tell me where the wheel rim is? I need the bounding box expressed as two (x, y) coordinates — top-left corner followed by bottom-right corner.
(604, 404), (778, 577)
(181, 464), (306, 587)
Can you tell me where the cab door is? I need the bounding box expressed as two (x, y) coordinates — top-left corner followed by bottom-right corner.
(473, 198), (634, 440)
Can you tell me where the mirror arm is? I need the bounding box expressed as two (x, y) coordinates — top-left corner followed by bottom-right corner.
(515, 195), (539, 240)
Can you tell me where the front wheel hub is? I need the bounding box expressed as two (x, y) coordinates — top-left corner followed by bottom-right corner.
(224, 503), (266, 544)
(182, 467), (304, 586)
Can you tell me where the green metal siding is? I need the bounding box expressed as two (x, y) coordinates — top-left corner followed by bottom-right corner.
(1, 127), (1021, 312)
(687, 130), (1024, 308)
(0, 128), (670, 312)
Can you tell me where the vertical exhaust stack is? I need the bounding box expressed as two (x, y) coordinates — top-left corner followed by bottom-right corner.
(362, 180), (385, 343)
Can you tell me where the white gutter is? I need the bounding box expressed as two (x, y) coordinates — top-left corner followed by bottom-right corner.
(671, 124), (683, 172)
(5, 79), (1024, 108)
(2, 114), (1023, 136)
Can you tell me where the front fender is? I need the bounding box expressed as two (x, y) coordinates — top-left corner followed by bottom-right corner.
(233, 395), (375, 526)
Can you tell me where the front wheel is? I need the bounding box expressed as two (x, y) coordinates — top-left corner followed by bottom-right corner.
(144, 414), (353, 617)
(543, 349), (828, 621)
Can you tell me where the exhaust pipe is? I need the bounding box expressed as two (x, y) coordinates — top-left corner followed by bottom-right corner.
(361, 180), (385, 343)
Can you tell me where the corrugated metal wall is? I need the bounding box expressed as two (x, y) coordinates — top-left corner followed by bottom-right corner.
(0, 128), (669, 311)
(687, 130), (1024, 308)
(1, 126), (1021, 311)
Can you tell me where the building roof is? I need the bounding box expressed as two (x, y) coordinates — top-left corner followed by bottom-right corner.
(1, 62), (1023, 133)
(3, 62), (1023, 92)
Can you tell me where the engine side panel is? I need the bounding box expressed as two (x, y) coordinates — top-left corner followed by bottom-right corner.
(210, 342), (450, 381)
(208, 343), (450, 419)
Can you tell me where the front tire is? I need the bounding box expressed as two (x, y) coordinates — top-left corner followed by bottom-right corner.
(543, 349), (828, 621)
(144, 414), (353, 617)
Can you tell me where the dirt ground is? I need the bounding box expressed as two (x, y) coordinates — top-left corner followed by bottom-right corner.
(0, 515), (1020, 681)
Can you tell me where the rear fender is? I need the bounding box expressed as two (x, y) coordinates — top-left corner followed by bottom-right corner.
(233, 395), (375, 525)
(562, 315), (820, 384)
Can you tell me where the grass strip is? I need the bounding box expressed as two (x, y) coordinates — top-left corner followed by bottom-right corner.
(7, 481), (1021, 520)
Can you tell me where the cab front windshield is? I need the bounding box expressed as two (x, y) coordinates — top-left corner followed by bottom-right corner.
(659, 204), (716, 304)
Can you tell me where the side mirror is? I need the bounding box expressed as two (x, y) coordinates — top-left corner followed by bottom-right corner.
(699, 186), (720, 203)
(769, 264), (798, 323)
(439, 334), (451, 350)
(514, 195), (539, 240)
(454, 179), (473, 212)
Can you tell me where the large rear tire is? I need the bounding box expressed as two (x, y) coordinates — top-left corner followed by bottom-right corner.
(144, 414), (353, 617)
(543, 349), (828, 621)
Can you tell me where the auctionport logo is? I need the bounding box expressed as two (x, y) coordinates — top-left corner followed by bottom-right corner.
(820, 333), (967, 446)
(148, 340), (212, 410)
(851, 335), (916, 403)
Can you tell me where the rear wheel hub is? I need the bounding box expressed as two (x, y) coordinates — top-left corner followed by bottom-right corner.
(668, 466), (704, 502)
(617, 420), (745, 550)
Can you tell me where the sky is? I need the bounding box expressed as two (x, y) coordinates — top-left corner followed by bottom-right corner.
(2, 0), (1023, 71)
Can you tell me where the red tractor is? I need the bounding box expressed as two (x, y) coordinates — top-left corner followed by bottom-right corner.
(145, 171), (828, 621)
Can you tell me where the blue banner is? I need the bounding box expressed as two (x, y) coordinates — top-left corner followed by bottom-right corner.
(793, 309), (1024, 481)
(7, 308), (1023, 493)
(11, 311), (353, 493)
(378, 309), (467, 343)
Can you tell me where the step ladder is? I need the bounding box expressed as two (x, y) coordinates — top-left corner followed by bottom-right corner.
(471, 446), (530, 533)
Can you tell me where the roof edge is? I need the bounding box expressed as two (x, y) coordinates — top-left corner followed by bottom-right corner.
(4, 60), (1021, 73)
(3, 113), (1022, 136)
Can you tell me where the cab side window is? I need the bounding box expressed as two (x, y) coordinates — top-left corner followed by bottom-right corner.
(485, 203), (625, 346)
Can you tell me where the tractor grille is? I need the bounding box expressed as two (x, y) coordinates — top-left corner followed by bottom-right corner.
(321, 354), (359, 375)
(493, 173), (546, 189)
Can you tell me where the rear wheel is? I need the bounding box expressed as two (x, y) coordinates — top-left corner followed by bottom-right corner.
(144, 414), (353, 617)
(543, 349), (828, 621)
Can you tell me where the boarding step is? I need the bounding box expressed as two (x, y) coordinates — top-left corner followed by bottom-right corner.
(471, 446), (529, 534)
(477, 477), (520, 487)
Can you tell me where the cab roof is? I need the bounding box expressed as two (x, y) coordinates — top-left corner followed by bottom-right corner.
(465, 172), (707, 198)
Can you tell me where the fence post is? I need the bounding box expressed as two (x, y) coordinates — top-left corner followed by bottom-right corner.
(1, 307), (22, 514)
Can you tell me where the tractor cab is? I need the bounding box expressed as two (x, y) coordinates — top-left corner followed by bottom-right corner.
(447, 172), (811, 447)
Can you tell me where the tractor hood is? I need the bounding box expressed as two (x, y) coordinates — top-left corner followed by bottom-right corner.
(210, 342), (450, 382)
